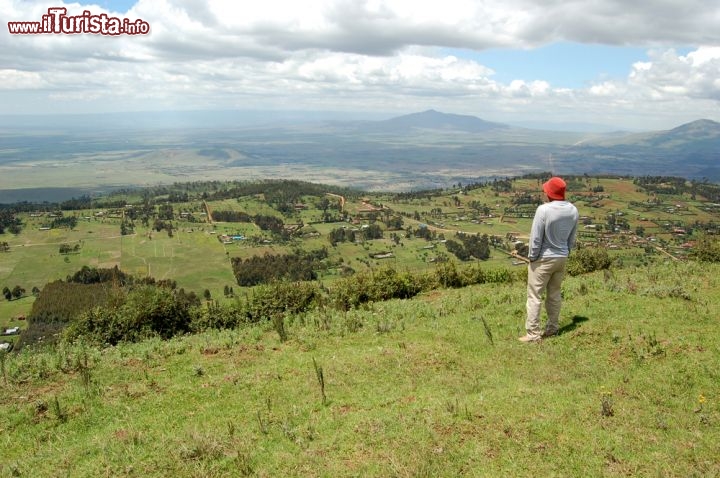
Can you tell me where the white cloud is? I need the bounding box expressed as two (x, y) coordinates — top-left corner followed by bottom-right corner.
(0, 69), (46, 89)
(0, 0), (719, 128)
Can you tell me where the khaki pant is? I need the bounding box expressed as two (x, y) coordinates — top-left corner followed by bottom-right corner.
(526, 257), (567, 339)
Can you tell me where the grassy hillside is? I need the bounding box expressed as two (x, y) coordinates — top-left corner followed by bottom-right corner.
(0, 260), (718, 477)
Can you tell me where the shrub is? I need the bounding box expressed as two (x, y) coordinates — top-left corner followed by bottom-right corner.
(64, 286), (193, 345)
(435, 261), (464, 288)
(566, 246), (612, 276)
(243, 281), (321, 323)
(690, 235), (720, 263)
(190, 301), (245, 332)
(329, 267), (421, 310)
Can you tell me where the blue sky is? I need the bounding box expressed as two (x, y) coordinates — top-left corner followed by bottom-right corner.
(449, 44), (694, 89)
(1, 0), (719, 130)
(99, 0), (136, 13)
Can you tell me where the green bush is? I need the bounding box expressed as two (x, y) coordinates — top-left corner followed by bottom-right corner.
(690, 235), (720, 262)
(435, 261), (516, 289)
(329, 267), (421, 310)
(243, 281), (321, 323)
(434, 261), (464, 288)
(190, 301), (246, 332)
(566, 247), (612, 276)
(64, 286), (193, 345)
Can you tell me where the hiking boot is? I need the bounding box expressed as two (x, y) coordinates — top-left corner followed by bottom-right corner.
(542, 330), (558, 338)
(518, 334), (541, 343)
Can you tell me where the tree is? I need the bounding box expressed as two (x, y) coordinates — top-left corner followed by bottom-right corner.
(203, 289), (212, 301)
(385, 216), (404, 230)
(2, 287), (10, 301)
(0, 241), (9, 252)
(11, 285), (25, 300)
(691, 235), (720, 263)
(158, 204), (174, 220)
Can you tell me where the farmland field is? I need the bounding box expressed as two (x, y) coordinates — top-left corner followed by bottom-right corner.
(2, 176), (718, 330)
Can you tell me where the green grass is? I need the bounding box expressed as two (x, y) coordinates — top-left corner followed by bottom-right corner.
(1, 260), (718, 477)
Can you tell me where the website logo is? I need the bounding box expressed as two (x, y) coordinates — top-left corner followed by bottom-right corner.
(8, 7), (150, 35)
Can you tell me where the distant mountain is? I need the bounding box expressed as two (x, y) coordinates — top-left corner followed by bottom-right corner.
(372, 109), (510, 133)
(651, 119), (720, 146)
(557, 119), (720, 179)
(508, 120), (634, 133)
(591, 119), (720, 147)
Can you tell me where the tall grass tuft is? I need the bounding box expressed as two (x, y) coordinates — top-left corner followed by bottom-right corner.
(76, 343), (93, 395)
(272, 314), (287, 343)
(0, 350), (7, 386)
(312, 357), (327, 406)
(479, 316), (494, 346)
(52, 396), (66, 423)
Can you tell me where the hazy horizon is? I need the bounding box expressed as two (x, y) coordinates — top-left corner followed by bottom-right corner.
(0, 108), (688, 133)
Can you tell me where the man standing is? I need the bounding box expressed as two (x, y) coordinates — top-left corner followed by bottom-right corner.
(519, 176), (579, 342)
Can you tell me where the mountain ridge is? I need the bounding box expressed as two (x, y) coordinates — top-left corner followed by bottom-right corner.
(378, 109), (510, 133)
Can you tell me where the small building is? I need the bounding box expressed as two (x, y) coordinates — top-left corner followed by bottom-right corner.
(372, 252), (394, 259)
(2, 327), (20, 335)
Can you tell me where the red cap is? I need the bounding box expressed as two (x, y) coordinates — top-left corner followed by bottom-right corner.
(543, 177), (566, 200)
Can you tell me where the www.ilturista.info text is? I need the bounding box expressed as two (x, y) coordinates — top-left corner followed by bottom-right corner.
(8, 7), (150, 35)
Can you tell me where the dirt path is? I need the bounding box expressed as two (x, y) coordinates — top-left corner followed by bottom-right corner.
(326, 193), (345, 213)
(203, 200), (213, 223)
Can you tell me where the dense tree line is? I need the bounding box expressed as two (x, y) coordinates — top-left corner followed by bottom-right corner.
(384, 215), (404, 230)
(692, 181), (720, 202)
(153, 219), (174, 236)
(391, 188), (445, 201)
(205, 180), (357, 206)
(445, 233), (491, 261)
(58, 195), (93, 210)
(406, 225), (437, 241)
(490, 178), (514, 193)
(3, 285), (25, 301)
(363, 224), (383, 240)
(50, 215), (78, 230)
(253, 214), (285, 234)
(633, 176), (688, 195)
(168, 191), (189, 202)
(0, 210), (23, 234)
(630, 176), (720, 202)
(329, 224), (384, 245)
(231, 248), (328, 286)
(120, 220), (134, 235)
(212, 210), (253, 222)
(59, 243), (81, 254)
(328, 227), (357, 245)
(63, 285), (196, 345)
(27, 281), (116, 325)
(157, 204), (174, 220)
(17, 266), (197, 349)
(511, 193), (541, 206)
(67, 265), (130, 285)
